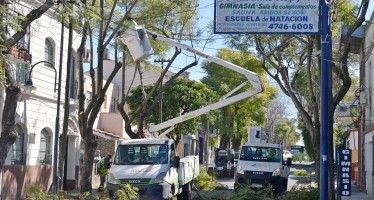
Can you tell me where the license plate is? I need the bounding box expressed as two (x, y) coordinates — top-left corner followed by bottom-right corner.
(218, 167), (223, 170)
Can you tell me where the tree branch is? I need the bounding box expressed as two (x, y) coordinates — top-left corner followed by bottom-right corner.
(5, 0), (55, 48)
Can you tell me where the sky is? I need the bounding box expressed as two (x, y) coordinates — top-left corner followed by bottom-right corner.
(163, 0), (374, 121)
(87, 0), (374, 120)
(170, 0), (374, 80)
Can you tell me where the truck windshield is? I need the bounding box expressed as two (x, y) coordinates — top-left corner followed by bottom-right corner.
(240, 146), (281, 162)
(113, 144), (169, 165)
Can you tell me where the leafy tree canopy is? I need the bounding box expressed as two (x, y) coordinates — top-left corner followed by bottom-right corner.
(273, 118), (300, 148)
(201, 49), (278, 147)
(128, 77), (218, 138)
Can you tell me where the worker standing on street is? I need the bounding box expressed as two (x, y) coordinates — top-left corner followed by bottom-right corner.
(97, 154), (112, 192)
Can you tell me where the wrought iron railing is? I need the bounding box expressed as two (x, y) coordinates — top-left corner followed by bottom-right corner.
(40, 154), (52, 165)
(11, 153), (26, 165)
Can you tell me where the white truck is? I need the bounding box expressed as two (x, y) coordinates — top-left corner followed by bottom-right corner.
(234, 126), (291, 194)
(212, 148), (233, 176)
(107, 19), (265, 199)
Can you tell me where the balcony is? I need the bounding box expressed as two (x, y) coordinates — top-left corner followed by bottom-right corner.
(11, 153), (26, 165)
(8, 46), (32, 64)
(7, 26), (32, 64)
(340, 25), (366, 55)
(40, 154), (52, 165)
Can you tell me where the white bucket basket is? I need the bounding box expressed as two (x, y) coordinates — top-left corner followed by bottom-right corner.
(120, 25), (154, 61)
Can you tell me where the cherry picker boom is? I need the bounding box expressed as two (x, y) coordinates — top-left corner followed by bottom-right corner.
(118, 20), (265, 137)
(106, 21), (266, 200)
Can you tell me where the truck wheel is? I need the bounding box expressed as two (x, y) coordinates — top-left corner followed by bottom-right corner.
(283, 178), (288, 192)
(273, 179), (284, 195)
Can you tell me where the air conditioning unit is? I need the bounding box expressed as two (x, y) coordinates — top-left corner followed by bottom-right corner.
(83, 48), (91, 63)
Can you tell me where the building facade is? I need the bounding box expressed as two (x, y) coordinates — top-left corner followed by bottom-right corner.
(1, 1), (81, 199)
(359, 11), (374, 197)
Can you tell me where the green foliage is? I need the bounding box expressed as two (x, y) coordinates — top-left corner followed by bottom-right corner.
(194, 168), (223, 191)
(350, 106), (359, 128)
(24, 184), (49, 200)
(114, 184), (140, 200)
(79, 191), (94, 199)
(201, 49), (277, 148)
(128, 77), (218, 138)
(0, 57), (6, 84)
(294, 169), (311, 177)
(232, 185), (273, 200)
(0, 4), (27, 53)
(297, 116), (315, 160)
(56, 190), (70, 200)
(273, 118), (300, 148)
(209, 137), (217, 148)
(278, 186), (319, 200)
(334, 127), (346, 149)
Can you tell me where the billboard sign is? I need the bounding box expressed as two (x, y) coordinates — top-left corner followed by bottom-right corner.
(214, 0), (320, 34)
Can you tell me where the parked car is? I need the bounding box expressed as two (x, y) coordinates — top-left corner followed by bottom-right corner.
(283, 150), (292, 161)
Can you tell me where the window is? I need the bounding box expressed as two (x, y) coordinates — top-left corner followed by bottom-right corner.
(16, 63), (30, 84)
(240, 146), (281, 163)
(70, 54), (77, 99)
(110, 97), (116, 112)
(113, 144), (169, 165)
(339, 105), (348, 112)
(45, 39), (54, 67)
(11, 124), (25, 165)
(39, 128), (51, 164)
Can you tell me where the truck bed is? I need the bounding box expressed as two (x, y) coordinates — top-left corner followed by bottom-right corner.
(178, 156), (199, 185)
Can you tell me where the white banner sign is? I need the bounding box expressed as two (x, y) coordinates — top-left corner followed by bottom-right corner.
(214, 0), (320, 34)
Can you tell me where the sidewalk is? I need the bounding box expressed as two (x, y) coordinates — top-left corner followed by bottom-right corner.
(340, 184), (372, 200)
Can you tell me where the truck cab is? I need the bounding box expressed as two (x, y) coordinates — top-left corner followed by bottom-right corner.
(213, 148), (231, 176)
(107, 139), (199, 199)
(234, 126), (291, 194)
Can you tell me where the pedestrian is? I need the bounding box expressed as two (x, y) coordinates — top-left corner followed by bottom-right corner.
(97, 154), (112, 192)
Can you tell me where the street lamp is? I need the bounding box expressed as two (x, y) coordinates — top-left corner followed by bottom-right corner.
(25, 60), (58, 92)
(23, 58), (62, 198)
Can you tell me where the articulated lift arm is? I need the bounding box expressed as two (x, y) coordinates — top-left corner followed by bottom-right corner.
(120, 24), (264, 138)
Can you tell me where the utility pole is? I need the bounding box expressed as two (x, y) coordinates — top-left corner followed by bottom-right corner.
(154, 59), (170, 123)
(320, 0), (331, 199)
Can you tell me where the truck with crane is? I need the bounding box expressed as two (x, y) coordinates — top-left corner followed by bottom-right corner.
(234, 126), (292, 194)
(106, 19), (264, 199)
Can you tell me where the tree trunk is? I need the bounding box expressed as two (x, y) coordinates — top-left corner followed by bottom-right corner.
(231, 134), (241, 151)
(220, 134), (229, 148)
(310, 126), (320, 185)
(79, 126), (97, 193)
(0, 86), (20, 170)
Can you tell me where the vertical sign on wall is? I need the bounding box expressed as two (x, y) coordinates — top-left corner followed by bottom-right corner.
(339, 149), (352, 196)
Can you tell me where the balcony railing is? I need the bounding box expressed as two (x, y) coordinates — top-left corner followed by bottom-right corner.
(11, 153), (26, 165)
(8, 26), (32, 63)
(40, 154), (52, 165)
